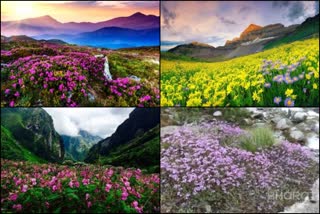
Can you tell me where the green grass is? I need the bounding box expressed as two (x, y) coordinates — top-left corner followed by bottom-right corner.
(264, 16), (319, 50)
(108, 52), (158, 81)
(99, 126), (160, 173)
(239, 127), (277, 152)
(1, 126), (46, 163)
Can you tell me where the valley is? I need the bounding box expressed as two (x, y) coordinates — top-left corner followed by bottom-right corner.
(1, 107), (160, 213)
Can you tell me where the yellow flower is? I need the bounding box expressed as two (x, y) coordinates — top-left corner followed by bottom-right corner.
(252, 91), (260, 102)
(306, 74), (311, 80)
(313, 83), (318, 89)
(285, 88), (294, 97)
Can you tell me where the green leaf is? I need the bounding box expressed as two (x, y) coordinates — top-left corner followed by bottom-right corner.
(87, 184), (97, 192)
(67, 193), (80, 201)
(47, 194), (60, 201)
(53, 207), (61, 214)
(116, 189), (122, 197)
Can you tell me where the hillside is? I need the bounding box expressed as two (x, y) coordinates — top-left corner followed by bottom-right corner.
(85, 108), (160, 172)
(1, 126), (47, 163)
(166, 14), (318, 61)
(1, 108), (64, 162)
(264, 13), (319, 49)
(161, 38), (319, 107)
(62, 130), (102, 161)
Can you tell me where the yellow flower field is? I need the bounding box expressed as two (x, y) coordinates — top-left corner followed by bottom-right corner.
(161, 38), (319, 107)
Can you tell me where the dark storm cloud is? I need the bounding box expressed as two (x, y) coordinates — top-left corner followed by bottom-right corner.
(217, 16), (237, 25)
(162, 4), (176, 28)
(288, 1), (305, 21)
(272, 1), (290, 8)
(239, 5), (251, 13)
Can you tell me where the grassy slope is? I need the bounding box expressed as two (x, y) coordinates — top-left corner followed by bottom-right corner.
(1, 126), (46, 163)
(264, 17), (319, 50)
(99, 126), (160, 173)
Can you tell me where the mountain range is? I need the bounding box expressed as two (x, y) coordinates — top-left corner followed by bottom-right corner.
(166, 14), (319, 60)
(1, 12), (160, 49)
(85, 108), (160, 172)
(1, 108), (160, 172)
(62, 130), (102, 161)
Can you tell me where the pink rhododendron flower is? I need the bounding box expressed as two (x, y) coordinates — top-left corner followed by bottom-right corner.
(9, 101), (15, 107)
(18, 78), (23, 85)
(105, 183), (112, 192)
(87, 201), (92, 208)
(30, 76), (35, 81)
(49, 88), (54, 93)
(86, 193), (90, 201)
(9, 193), (18, 201)
(13, 204), (22, 211)
(21, 184), (28, 192)
(82, 178), (90, 186)
(14, 92), (20, 97)
(121, 191), (129, 201)
(5, 89), (10, 94)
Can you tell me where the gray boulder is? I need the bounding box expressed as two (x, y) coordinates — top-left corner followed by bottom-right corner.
(292, 112), (307, 123)
(276, 118), (293, 130)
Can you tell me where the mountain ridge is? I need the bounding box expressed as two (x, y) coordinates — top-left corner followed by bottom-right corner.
(85, 108), (160, 172)
(1, 12), (159, 36)
(1, 108), (64, 162)
(166, 14), (319, 60)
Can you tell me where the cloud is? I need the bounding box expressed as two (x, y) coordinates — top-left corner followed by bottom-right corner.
(287, 1), (305, 21)
(161, 1), (318, 48)
(315, 1), (319, 14)
(239, 5), (251, 13)
(217, 16), (237, 25)
(43, 108), (134, 138)
(272, 1), (290, 8)
(161, 3), (176, 29)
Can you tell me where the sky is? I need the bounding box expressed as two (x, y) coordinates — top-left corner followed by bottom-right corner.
(1, 1), (159, 22)
(43, 108), (134, 138)
(161, 1), (319, 51)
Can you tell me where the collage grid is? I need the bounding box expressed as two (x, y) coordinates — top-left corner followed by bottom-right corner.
(0, 1), (319, 213)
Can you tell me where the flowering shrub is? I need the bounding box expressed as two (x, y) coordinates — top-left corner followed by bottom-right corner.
(1, 42), (159, 107)
(161, 121), (318, 212)
(161, 38), (319, 106)
(1, 159), (160, 213)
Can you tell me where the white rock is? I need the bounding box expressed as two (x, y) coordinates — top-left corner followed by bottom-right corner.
(289, 130), (305, 141)
(213, 111), (222, 117)
(292, 112), (308, 123)
(306, 135), (319, 150)
(276, 118), (292, 130)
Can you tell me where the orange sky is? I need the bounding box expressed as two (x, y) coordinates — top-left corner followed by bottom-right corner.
(1, 1), (159, 22)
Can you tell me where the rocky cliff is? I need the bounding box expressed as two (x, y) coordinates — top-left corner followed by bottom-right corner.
(1, 108), (64, 162)
(85, 108), (160, 171)
(225, 23), (297, 47)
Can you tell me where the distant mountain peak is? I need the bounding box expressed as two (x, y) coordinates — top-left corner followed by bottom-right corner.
(189, 41), (213, 47)
(240, 24), (263, 37)
(130, 12), (146, 18)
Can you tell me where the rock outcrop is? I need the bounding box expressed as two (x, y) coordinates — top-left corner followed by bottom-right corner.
(85, 108), (160, 163)
(1, 108), (64, 162)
